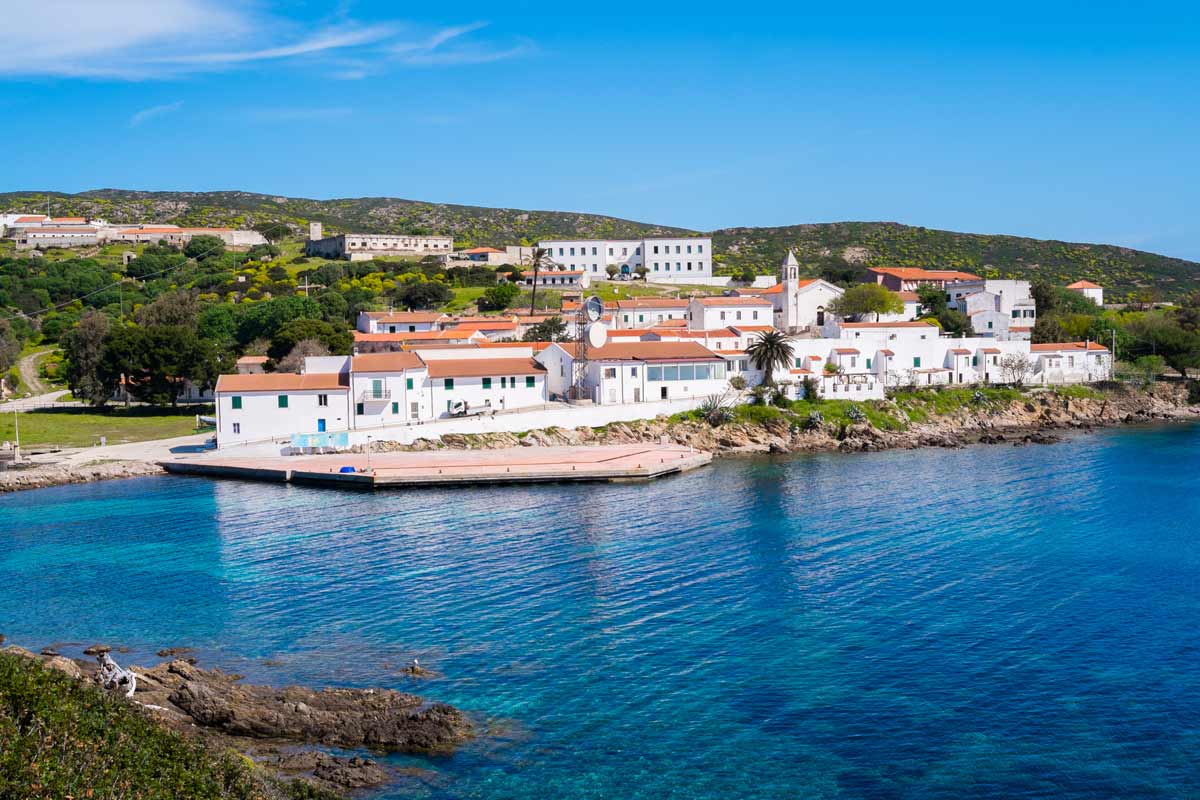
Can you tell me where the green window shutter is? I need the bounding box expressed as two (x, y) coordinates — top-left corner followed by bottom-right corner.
(866, 358), (872, 369)
(913, 357), (921, 368)
(794, 358), (802, 368)
(392, 402), (399, 414)
(231, 396), (242, 409)
(356, 403), (364, 415)
(482, 377), (492, 389)
(278, 395), (288, 408)
(972, 355), (978, 367)
(406, 377), (413, 390)
(526, 375), (535, 388)
(445, 378), (454, 390)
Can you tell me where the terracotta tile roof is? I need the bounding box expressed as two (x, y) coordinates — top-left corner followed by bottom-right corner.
(216, 372), (347, 392)
(651, 318), (689, 327)
(354, 330), (480, 342)
(1067, 280), (1102, 289)
(877, 349), (895, 356)
(789, 368), (814, 374)
(897, 291), (920, 302)
(14, 215), (47, 223)
(808, 355), (823, 360)
(615, 298), (690, 309)
(691, 296), (773, 306)
(729, 325), (777, 333)
(115, 226), (182, 234)
(522, 270), (585, 276)
(950, 348), (972, 355)
(1030, 341), (1108, 352)
(553, 341), (722, 362)
(713, 349), (749, 356)
(461, 246), (504, 254)
(981, 348), (1002, 353)
(1010, 326), (1033, 332)
(912, 367), (952, 373)
(426, 357), (546, 378)
(835, 348), (860, 354)
(236, 355), (269, 365)
(446, 320), (519, 332)
(351, 352), (425, 372)
(838, 320), (937, 329)
(366, 311), (447, 323)
(25, 227), (98, 234)
(868, 267), (981, 281)
(50, 217), (87, 223)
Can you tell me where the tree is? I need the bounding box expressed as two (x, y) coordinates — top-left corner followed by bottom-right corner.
(1125, 312), (1200, 378)
(276, 339), (331, 373)
(635, 265), (649, 280)
(184, 235), (226, 261)
(739, 265), (756, 285)
(60, 310), (111, 406)
(916, 285), (949, 317)
(134, 290), (199, 328)
(828, 283), (904, 321)
(998, 353), (1034, 385)
(746, 330), (796, 386)
(0, 319), (21, 376)
(605, 264), (619, 279)
(234, 295), (323, 345)
(397, 281), (452, 310)
(197, 304), (237, 346)
(936, 308), (975, 337)
(527, 247), (550, 314)
(1032, 315), (1068, 344)
(522, 316), (569, 342)
(99, 325), (222, 406)
(252, 221), (291, 243)
(267, 318), (352, 362)
(479, 282), (519, 312)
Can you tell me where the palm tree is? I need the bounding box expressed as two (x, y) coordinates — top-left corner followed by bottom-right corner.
(746, 329), (796, 386)
(527, 247), (550, 313)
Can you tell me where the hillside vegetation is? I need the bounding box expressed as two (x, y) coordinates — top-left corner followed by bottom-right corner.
(2, 190), (1198, 300)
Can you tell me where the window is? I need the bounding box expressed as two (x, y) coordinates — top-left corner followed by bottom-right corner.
(444, 378), (454, 390)
(631, 367), (638, 377)
(318, 394), (328, 407)
(231, 395), (242, 410)
(720, 311), (726, 321)
(664, 365), (679, 380)
(795, 357), (803, 368)
(569, 247), (575, 256)
(654, 262), (659, 271)
(866, 358), (872, 369)
(653, 245), (660, 254)
(638, 314), (644, 322)
(913, 357), (921, 367)
(525, 376), (535, 387)
(483, 377), (492, 389)
(695, 364), (712, 379)
(392, 402), (399, 414)
(591, 246), (597, 255)
(278, 395), (288, 408)
(411, 401), (419, 416)
(675, 245), (681, 253)
(604, 367), (617, 378)
(687, 244), (693, 253)
(987, 321), (993, 329)
(1012, 309), (1020, 318)
(356, 402), (364, 415)
(406, 377), (414, 390)
(648, 366), (663, 381)
(698, 244), (704, 253)
(232, 422), (241, 434)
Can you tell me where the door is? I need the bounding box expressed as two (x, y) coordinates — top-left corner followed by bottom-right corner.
(634, 388), (641, 402)
(607, 387), (617, 404)
(372, 379), (383, 399)
(661, 386), (668, 400)
(317, 418), (326, 432)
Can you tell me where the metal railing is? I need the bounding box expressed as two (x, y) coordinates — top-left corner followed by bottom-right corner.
(358, 389), (392, 402)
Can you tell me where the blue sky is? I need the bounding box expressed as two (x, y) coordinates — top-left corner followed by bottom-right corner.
(3, 1), (1199, 259)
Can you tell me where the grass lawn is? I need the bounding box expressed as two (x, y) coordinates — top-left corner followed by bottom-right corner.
(0, 406), (213, 448)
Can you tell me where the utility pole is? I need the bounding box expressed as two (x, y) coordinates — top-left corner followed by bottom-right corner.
(12, 409), (19, 463)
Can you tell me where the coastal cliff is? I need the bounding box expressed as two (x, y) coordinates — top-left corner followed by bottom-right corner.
(377, 382), (1200, 456)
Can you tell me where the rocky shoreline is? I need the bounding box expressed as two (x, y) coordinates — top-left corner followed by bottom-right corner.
(0, 641), (472, 796)
(369, 382), (1200, 456)
(0, 458), (165, 493)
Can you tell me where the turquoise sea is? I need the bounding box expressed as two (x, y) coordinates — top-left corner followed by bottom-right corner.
(3, 423), (1200, 799)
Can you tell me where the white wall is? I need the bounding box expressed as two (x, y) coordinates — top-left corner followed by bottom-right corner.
(687, 300), (772, 330)
(217, 389), (351, 445)
(351, 369), (430, 425)
(427, 374), (546, 417)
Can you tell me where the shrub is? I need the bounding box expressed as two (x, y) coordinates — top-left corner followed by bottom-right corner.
(846, 404), (866, 422)
(805, 410), (824, 430)
(728, 374), (747, 390)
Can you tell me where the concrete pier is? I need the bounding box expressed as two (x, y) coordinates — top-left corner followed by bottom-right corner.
(160, 445), (711, 489)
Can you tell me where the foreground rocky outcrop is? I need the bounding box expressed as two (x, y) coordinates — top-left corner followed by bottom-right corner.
(361, 382), (1200, 457)
(1, 643), (473, 796)
(0, 458), (164, 492)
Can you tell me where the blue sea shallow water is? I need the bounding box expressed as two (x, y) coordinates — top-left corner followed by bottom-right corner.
(3, 423), (1200, 799)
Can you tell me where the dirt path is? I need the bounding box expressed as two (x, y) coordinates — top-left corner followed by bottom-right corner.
(15, 348), (57, 396)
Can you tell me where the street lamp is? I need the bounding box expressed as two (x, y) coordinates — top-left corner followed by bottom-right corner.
(366, 435), (373, 472)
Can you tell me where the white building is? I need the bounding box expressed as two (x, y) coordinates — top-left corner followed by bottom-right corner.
(349, 352), (429, 427)
(739, 250), (845, 331)
(687, 296), (774, 329)
(424, 356), (547, 417)
(518, 268), (591, 290)
(538, 237), (714, 283)
(14, 227), (99, 249)
(306, 232), (454, 261)
(1067, 280), (1104, 305)
(356, 311), (448, 334)
(106, 226), (268, 249)
(611, 298), (690, 329)
(215, 372), (351, 443)
(537, 340), (730, 404)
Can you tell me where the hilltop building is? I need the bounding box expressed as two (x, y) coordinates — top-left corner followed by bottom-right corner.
(1067, 280), (1104, 305)
(305, 230), (453, 261)
(868, 267), (982, 292)
(736, 250), (845, 332)
(537, 237), (714, 283)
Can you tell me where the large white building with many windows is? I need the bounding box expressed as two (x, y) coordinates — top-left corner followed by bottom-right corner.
(538, 237), (713, 283)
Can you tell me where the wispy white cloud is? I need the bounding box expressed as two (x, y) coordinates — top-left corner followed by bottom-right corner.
(0, 2), (532, 80)
(130, 100), (183, 126)
(390, 23), (533, 67)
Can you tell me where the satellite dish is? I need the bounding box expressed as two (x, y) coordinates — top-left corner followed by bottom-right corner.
(586, 322), (608, 349)
(584, 295), (604, 323)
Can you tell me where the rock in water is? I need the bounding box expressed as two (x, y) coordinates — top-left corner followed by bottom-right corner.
(143, 660), (471, 754)
(83, 644), (111, 656)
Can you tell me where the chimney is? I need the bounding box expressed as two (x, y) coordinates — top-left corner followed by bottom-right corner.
(308, 221), (323, 240)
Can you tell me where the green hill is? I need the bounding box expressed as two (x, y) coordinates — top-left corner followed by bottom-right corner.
(2, 190), (1196, 300)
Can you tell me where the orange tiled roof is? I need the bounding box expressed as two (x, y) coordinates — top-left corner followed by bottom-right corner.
(216, 373), (347, 392)
(1067, 280), (1102, 289)
(839, 320), (937, 329)
(869, 267), (981, 281)
(1030, 341), (1108, 352)
(425, 357), (546, 378)
(351, 352), (425, 372)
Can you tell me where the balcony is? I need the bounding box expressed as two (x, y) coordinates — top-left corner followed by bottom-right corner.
(359, 389), (392, 402)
